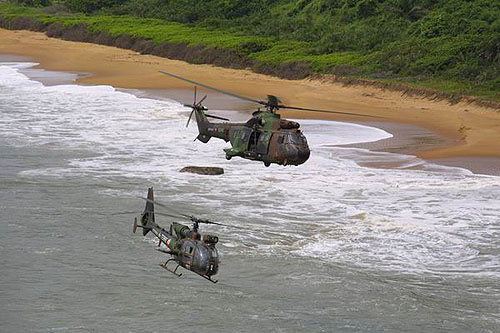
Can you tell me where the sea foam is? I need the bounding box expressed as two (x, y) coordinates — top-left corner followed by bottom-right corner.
(2, 62), (500, 278)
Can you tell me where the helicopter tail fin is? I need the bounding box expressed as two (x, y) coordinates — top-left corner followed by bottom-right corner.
(194, 108), (212, 143)
(196, 133), (211, 143)
(140, 187), (155, 236)
(192, 105), (230, 143)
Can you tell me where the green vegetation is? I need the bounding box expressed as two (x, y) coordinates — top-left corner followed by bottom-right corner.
(1, 1), (499, 101)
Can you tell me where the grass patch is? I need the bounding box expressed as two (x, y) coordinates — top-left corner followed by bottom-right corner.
(0, 2), (498, 102)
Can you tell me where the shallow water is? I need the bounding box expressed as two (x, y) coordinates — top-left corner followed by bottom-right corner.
(1, 62), (499, 332)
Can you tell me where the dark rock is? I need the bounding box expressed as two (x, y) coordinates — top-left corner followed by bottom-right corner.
(94, 31), (116, 46)
(180, 166), (224, 175)
(114, 34), (135, 49)
(10, 17), (46, 31)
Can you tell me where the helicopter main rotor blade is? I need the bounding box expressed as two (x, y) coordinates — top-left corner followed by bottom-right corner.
(160, 70), (386, 118)
(189, 216), (251, 230)
(148, 198), (193, 219)
(140, 197), (249, 230)
(106, 211), (141, 216)
(159, 70), (266, 106)
(205, 114), (230, 121)
(155, 211), (187, 219)
(139, 197), (190, 218)
(277, 105), (385, 118)
(190, 216), (223, 226)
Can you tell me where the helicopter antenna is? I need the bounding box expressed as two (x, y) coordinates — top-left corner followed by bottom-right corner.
(159, 70), (385, 118)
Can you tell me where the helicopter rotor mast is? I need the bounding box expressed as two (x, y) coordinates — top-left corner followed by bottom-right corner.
(159, 70), (384, 118)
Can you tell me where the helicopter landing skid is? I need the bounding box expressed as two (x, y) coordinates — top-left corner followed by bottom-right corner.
(159, 259), (183, 277)
(199, 274), (218, 284)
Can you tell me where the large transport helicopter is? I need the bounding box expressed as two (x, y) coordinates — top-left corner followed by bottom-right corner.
(133, 187), (241, 283)
(160, 70), (381, 167)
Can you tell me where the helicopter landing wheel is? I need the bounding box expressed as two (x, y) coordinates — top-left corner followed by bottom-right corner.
(264, 162), (270, 167)
(225, 154), (232, 160)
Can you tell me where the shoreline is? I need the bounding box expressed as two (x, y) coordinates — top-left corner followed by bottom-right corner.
(1, 29), (499, 175)
(133, 88), (500, 175)
(4, 54), (499, 176)
(340, 121), (500, 175)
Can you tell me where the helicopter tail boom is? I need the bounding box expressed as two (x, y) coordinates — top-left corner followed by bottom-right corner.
(194, 107), (211, 143)
(193, 107), (231, 143)
(196, 133), (211, 143)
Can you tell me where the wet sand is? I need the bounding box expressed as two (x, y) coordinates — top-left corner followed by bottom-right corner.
(131, 88), (500, 175)
(1, 29), (499, 175)
(341, 122), (500, 175)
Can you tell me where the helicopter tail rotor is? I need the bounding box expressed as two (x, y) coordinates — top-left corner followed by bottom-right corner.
(185, 87), (214, 128)
(185, 86), (197, 127)
(185, 96), (228, 126)
(185, 109), (195, 128)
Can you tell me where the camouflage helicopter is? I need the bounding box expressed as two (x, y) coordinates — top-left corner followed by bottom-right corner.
(133, 187), (242, 283)
(160, 70), (381, 167)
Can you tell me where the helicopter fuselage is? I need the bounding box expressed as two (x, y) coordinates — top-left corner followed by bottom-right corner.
(146, 221), (219, 279)
(195, 109), (310, 167)
(159, 69), (382, 166)
(134, 188), (219, 282)
(162, 223), (219, 278)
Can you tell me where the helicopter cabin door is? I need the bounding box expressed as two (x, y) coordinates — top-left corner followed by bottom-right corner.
(230, 127), (252, 153)
(180, 240), (196, 267)
(255, 132), (272, 155)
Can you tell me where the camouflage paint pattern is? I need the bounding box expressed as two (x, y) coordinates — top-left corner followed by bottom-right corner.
(194, 108), (310, 167)
(136, 188), (219, 278)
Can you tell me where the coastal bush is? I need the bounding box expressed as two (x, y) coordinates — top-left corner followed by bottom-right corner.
(64, 0), (125, 14)
(0, 1), (498, 101)
(11, 0), (51, 7)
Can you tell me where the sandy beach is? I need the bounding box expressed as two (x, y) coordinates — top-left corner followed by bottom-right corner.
(1, 28), (499, 174)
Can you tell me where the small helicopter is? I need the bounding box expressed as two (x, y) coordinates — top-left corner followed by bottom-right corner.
(160, 70), (381, 167)
(133, 187), (241, 283)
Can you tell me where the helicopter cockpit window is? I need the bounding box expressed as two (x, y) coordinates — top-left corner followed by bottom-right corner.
(210, 247), (218, 260)
(288, 133), (307, 145)
(191, 243), (211, 274)
(182, 241), (196, 257)
(297, 132), (307, 144)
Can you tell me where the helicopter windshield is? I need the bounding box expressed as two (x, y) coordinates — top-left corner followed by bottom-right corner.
(287, 132), (308, 145)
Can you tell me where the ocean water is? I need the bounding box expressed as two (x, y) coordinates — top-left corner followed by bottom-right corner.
(1, 62), (499, 332)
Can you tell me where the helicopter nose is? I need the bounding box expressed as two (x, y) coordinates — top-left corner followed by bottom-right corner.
(296, 148), (310, 164)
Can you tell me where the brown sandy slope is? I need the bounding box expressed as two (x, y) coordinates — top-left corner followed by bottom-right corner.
(1, 28), (499, 159)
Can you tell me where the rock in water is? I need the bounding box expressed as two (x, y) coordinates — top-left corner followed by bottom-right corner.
(180, 166), (224, 175)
